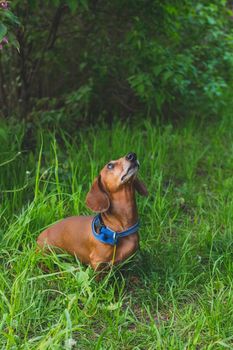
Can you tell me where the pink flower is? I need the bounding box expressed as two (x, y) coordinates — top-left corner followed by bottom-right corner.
(2, 37), (8, 44)
(0, 36), (8, 49)
(0, 1), (8, 9)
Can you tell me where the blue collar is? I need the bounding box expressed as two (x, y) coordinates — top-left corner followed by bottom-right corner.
(92, 214), (139, 246)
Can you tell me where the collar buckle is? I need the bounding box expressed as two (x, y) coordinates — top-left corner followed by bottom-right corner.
(113, 231), (117, 244)
(92, 214), (139, 246)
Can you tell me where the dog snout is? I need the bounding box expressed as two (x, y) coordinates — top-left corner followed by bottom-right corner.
(126, 152), (137, 162)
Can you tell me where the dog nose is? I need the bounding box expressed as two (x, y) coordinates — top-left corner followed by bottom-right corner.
(126, 152), (137, 162)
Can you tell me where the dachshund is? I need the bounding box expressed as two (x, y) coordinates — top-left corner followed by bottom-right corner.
(37, 152), (148, 271)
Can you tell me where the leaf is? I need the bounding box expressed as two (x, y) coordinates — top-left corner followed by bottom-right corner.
(66, 0), (78, 13)
(162, 70), (173, 82)
(2, 11), (20, 25)
(80, 0), (89, 11)
(207, 16), (216, 25)
(0, 23), (7, 42)
(153, 65), (163, 77)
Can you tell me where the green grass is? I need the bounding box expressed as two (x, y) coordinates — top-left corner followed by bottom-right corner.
(1, 117), (233, 349)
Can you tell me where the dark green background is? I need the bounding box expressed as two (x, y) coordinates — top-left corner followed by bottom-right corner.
(1, 0), (233, 131)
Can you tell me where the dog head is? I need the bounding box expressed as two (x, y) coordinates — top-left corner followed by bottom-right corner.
(86, 152), (148, 212)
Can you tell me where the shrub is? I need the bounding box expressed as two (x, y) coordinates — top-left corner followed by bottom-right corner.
(1, 0), (233, 123)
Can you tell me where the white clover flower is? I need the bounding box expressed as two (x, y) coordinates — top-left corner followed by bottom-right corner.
(64, 338), (77, 349)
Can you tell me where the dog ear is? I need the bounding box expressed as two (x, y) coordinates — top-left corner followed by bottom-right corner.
(86, 176), (110, 212)
(134, 177), (148, 197)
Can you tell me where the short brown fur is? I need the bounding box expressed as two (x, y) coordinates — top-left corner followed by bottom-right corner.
(37, 153), (148, 271)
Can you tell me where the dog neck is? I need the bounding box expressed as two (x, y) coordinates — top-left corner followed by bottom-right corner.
(101, 183), (138, 232)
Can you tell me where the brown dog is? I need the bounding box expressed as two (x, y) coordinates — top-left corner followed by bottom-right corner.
(37, 152), (148, 271)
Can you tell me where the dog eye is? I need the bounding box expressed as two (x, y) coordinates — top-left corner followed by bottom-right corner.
(107, 162), (114, 170)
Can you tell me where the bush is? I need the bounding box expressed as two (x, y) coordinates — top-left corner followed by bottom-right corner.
(1, 0), (233, 123)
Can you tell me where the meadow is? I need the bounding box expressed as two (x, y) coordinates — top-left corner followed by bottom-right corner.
(0, 117), (233, 349)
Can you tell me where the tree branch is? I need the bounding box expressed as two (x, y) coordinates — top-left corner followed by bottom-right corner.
(29, 4), (66, 85)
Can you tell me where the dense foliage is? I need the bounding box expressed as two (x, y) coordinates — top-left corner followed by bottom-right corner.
(1, 0), (233, 126)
